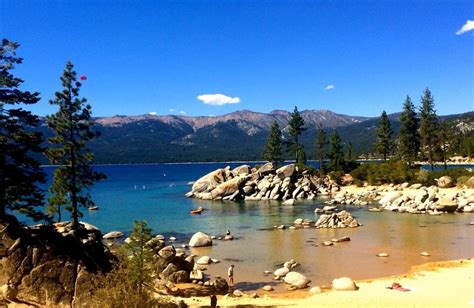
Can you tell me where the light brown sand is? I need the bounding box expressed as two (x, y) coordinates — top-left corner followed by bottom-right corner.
(179, 258), (474, 307)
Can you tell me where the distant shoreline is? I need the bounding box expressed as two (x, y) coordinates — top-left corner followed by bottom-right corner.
(40, 159), (473, 168)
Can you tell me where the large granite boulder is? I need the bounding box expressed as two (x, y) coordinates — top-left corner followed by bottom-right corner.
(210, 175), (249, 199)
(437, 176), (453, 188)
(332, 277), (358, 291)
(0, 216), (113, 307)
(191, 169), (227, 193)
(233, 165), (251, 175)
(189, 232), (212, 247)
(379, 191), (403, 205)
(158, 246), (176, 262)
(276, 164), (295, 178)
(283, 272), (310, 289)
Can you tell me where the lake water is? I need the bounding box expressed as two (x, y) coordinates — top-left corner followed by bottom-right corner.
(22, 163), (474, 291)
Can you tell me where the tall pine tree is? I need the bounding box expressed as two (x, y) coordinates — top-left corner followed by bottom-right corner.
(375, 110), (393, 160)
(0, 39), (46, 221)
(346, 141), (354, 161)
(263, 121), (284, 166)
(397, 96), (419, 165)
(419, 88), (438, 171)
(46, 61), (105, 228)
(328, 129), (344, 171)
(436, 121), (452, 170)
(287, 106), (307, 164)
(315, 123), (327, 174)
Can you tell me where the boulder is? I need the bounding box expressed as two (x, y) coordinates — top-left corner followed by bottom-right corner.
(191, 169), (226, 193)
(283, 199), (295, 206)
(435, 198), (458, 213)
(332, 277), (358, 291)
(196, 256), (211, 265)
(189, 269), (203, 281)
(258, 162), (274, 174)
(262, 285), (274, 291)
(169, 270), (189, 283)
(283, 272), (311, 289)
(224, 234), (234, 241)
(233, 165), (251, 175)
(233, 289), (244, 297)
(158, 246), (176, 262)
(102, 231), (124, 239)
(379, 191), (403, 205)
(1, 284), (18, 300)
(276, 164), (295, 178)
(210, 175), (249, 199)
(189, 232), (213, 247)
(160, 263), (178, 281)
(212, 277), (229, 290)
(274, 264), (291, 278)
(309, 286), (322, 294)
(437, 176), (453, 188)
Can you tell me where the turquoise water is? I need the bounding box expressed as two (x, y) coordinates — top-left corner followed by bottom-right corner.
(16, 163), (474, 289)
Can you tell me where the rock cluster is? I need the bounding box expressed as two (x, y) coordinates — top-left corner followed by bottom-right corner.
(315, 210), (361, 228)
(186, 163), (338, 202)
(0, 216), (114, 307)
(329, 183), (474, 214)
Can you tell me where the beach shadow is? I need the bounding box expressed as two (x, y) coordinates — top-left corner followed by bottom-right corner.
(233, 281), (279, 291)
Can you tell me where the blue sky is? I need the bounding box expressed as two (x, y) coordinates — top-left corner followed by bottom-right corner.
(2, 0), (473, 117)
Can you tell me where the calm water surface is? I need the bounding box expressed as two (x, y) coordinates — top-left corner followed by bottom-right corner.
(30, 164), (474, 290)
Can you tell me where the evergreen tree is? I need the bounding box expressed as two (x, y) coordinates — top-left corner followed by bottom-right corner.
(347, 141), (354, 161)
(315, 123), (327, 174)
(397, 96), (419, 165)
(375, 110), (393, 160)
(0, 39), (46, 221)
(328, 129), (344, 171)
(125, 220), (154, 299)
(287, 106), (307, 164)
(436, 121), (452, 170)
(419, 88), (438, 171)
(46, 61), (105, 228)
(263, 121), (283, 166)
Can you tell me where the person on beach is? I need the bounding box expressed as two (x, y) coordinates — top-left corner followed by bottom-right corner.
(228, 264), (235, 286)
(210, 294), (217, 308)
(226, 229), (231, 236)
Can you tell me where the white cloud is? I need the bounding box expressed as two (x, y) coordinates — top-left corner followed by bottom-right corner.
(149, 111), (157, 115)
(456, 20), (474, 35)
(197, 93), (240, 106)
(179, 110), (186, 115)
(169, 108), (176, 112)
(324, 84), (335, 90)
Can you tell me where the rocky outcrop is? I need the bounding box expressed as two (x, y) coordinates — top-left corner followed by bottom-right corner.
(315, 211), (361, 228)
(330, 184), (474, 214)
(187, 164), (335, 202)
(0, 215), (114, 307)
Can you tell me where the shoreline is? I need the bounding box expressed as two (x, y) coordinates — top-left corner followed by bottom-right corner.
(177, 258), (473, 307)
(39, 160), (474, 168)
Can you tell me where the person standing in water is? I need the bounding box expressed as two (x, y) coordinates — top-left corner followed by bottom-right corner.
(228, 264), (235, 286)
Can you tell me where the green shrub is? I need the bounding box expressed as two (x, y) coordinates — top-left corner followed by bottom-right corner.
(329, 170), (345, 185)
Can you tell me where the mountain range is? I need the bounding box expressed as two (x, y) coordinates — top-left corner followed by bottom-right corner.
(38, 109), (474, 164)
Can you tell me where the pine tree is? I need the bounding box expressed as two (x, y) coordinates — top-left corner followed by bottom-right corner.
(0, 39), (47, 221)
(397, 96), (419, 165)
(375, 110), (393, 160)
(328, 129), (344, 171)
(315, 124), (327, 174)
(419, 88), (438, 171)
(125, 220), (154, 299)
(287, 106), (307, 164)
(436, 121), (452, 170)
(46, 61), (105, 228)
(263, 121), (284, 166)
(347, 141), (354, 161)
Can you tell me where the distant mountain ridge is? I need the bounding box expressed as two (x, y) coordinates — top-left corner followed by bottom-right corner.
(37, 109), (473, 164)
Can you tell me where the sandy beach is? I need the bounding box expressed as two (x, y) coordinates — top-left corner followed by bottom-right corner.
(179, 258), (474, 307)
